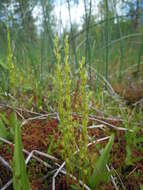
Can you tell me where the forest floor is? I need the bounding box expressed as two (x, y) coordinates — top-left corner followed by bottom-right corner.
(0, 75), (143, 190)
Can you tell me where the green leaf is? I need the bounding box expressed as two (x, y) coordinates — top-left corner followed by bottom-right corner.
(125, 144), (133, 166)
(0, 118), (9, 139)
(0, 59), (8, 70)
(87, 134), (114, 189)
(71, 184), (78, 190)
(13, 113), (30, 190)
(9, 112), (17, 136)
(0, 113), (9, 125)
(136, 137), (143, 144)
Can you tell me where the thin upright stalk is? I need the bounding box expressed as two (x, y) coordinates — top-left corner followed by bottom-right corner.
(84, 0), (92, 78)
(113, 0), (124, 80)
(67, 0), (78, 68)
(105, 0), (109, 80)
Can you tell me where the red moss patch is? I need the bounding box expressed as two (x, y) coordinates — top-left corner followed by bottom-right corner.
(22, 119), (59, 152)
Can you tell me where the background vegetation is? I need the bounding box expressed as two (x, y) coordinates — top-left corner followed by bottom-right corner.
(0, 0), (143, 93)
